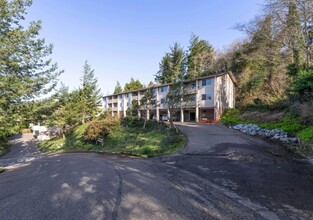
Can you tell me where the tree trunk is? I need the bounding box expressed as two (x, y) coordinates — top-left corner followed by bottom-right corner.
(62, 125), (66, 139)
(169, 118), (174, 129)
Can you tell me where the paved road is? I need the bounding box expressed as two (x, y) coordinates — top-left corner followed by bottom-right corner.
(0, 125), (312, 219)
(0, 134), (41, 167)
(168, 122), (313, 219)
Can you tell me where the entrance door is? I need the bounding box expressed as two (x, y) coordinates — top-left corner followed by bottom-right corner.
(190, 112), (196, 121)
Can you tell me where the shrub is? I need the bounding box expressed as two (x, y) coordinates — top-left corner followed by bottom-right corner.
(21, 128), (31, 134)
(299, 101), (313, 125)
(290, 69), (313, 102)
(84, 118), (119, 141)
(121, 116), (144, 128)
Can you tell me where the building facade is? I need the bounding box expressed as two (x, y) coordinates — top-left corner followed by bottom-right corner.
(102, 72), (236, 123)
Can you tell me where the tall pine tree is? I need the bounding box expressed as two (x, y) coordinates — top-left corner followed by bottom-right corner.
(113, 81), (123, 94)
(123, 78), (144, 92)
(0, 0), (61, 138)
(80, 61), (101, 123)
(155, 43), (186, 83)
(186, 34), (214, 79)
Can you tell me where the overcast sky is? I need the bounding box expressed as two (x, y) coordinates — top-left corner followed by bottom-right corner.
(25, 0), (264, 95)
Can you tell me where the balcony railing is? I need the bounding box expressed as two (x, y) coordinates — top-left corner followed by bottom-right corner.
(182, 101), (197, 108)
(184, 87), (197, 94)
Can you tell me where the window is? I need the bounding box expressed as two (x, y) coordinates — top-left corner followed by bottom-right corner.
(201, 80), (206, 86)
(161, 86), (168, 92)
(201, 79), (212, 86)
(201, 94), (206, 100)
(161, 98), (165, 104)
(191, 83), (196, 89)
(119, 95), (122, 99)
(207, 94), (212, 100)
(202, 94), (212, 101)
(191, 95), (196, 101)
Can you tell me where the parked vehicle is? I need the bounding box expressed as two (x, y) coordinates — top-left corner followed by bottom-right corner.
(161, 114), (168, 121)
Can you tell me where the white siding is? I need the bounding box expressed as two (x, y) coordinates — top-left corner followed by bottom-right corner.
(199, 78), (215, 108)
(102, 73), (236, 122)
(214, 74), (235, 121)
(158, 86), (168, 109)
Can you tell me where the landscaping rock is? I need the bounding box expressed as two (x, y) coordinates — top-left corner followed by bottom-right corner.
(231, 124), (299, 144)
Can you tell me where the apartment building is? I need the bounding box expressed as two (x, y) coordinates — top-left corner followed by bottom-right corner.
(102, 72), (236, 123)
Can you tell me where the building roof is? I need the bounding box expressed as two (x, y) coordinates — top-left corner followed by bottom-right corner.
(104, 72), (237, 98)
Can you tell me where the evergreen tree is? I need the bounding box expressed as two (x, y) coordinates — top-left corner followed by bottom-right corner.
(123, 78), (144, 92)
(155, 53), (172, 84)
(286, 1), (303, 75)
(0, 0), (61, 138)
(155, 43), (186, 83)
(113, 81), (123, 94)
(80, 61), (102, 123)
(170, 43), (186, 81)
(186, 34), (214, 79)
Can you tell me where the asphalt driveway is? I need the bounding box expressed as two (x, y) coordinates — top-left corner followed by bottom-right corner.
(0, 124), (312, 219)
(166, 122), (313, 219)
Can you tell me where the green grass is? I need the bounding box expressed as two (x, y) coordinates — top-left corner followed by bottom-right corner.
(0, 140), (10, 157)
(297, 126), (313, 142)
(39, 121), (186, 157)
(259, 115), (304, 133)
(222, 109), (313, 145)
(221, 109), (253, 124)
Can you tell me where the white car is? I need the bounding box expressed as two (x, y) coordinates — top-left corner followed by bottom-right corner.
(161, 114), (168, 121)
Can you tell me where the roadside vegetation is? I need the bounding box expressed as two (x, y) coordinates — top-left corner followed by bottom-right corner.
(0, 140), (10, 157)
(39, 116), (186, 157)
(221, 108), (313, 156)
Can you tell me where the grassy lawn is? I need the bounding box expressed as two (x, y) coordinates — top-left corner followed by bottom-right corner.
(39, 120), (186, 157)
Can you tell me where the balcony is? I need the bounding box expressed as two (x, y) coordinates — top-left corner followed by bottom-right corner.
(182, 101), (197, 108)
(184, 87), (197, 94)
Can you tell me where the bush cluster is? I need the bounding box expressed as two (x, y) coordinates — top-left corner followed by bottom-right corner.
(121, 116), (167, 131)
(83, 118), (119, 141)
(121, 116), (145, 128)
